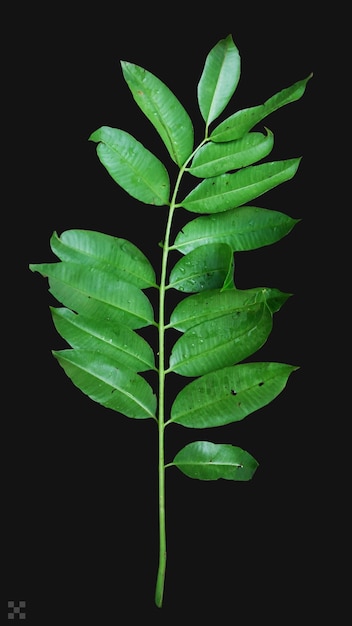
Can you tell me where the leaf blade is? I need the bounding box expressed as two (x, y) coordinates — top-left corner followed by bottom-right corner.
(210, 73), (313, 142)
(121, 61), (194, 167)
(187, 129), (274, 178)
(89, 126), (170, 205)
(29, 262), (155, 329)
(169, 303), (273, 376)
(172, 205), (299, 254)
(168, 243), (234, 293)
(172, 441), (258, 481)
(50, 229), (156, 288)
(53, 349), (157, 419)
(179, 158), (301, 214)
(170, 362), (298, 427)
(169, 287), (290, 332)
(197, 34), (241, 126)
(51, 307), (156, 372)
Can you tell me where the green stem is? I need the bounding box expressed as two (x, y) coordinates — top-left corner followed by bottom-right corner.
(154, 147), (205, 607)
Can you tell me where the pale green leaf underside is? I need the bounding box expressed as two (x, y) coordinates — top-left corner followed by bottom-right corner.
(50, 229), (156, 288)
(170, 362), (298, 428)
(168, 303), (273, 377)
(172, 205), (299, 254)
(169, 286), (290, 332)
(89, 126), (170, 206)
(187, 129), (274, 178)
(121, 61), (194, 167)
(210, 73), (313, 142)
(197, 34), (241, 126)
(29, 262), (154, 329)
(53, 349), (156, 419)
(179, 158), (301, 214)
(168, 243), (234, 292)
(172, 441), (258, 481)
(51, 307), (155, 373)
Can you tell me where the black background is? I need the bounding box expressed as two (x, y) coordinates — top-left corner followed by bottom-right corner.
(4, 4), (336, 624)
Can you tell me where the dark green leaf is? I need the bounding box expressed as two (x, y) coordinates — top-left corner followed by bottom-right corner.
(29, 262), (155, 329)
(187, 129), (274, 178)
(50, 229), (156, 288)
(168, 303), (273, 376)
(89, 126), (170, 205)
(210, 74), (313, 142)
(121, 61), (194, 167)
(169, 287), (290, 332)
(172, 205), (299, 254)
(170, 362), (298, 427)
(51, 307), (156, 372)
(197, 34), (241, 126)
(179, 158), (301, 214)
(53, 349), (156, 419)
(168, 243), (234, 292)
(172, 441), (258, 481)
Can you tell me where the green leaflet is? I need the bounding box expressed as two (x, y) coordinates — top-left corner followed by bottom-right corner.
(168, 303), (273, 377)
(172, 205), (300, 254)
(53, 349), (156, 419)
(197, 34), (241, 127)
(169, 362), (298, 428)
(51, 307), (156, 373)
(187, 129), (274, 178)
(179, 158), (301, 214)
(171, 441), (258, 481)
(89, 126), (170, 206)
(121, 61), (194, 167)
(29, 261), (154, 329)
(210, 73), (313, 142)
(168, 287), (290, 332)
(168, 243), (234, 292)
(50, 229), (156, 289)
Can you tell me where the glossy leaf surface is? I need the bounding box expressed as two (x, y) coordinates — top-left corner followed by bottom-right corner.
(168, 243), (234, 292)
(51, 307), (156, 372)
(172, 441), (258, 481)
(169, 303), (273, 377)
(50, 229), (156, 288)
(170, 362), (298, 428)
(197, 34), (241, 126)
(210, 73), (312, 142)
(53, 349), (156, 419)
(30, 262), (154, 329)
(187, 129), (274, 178)
(169, 287), (290, 332)
(89, 126), (170, 205)
(121, 61), (194, 167)
(180, 158), (301, 214)
(172, 205), (299, 254)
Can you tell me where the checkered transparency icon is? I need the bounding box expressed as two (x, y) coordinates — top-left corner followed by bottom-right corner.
(7, 601), (26, 620)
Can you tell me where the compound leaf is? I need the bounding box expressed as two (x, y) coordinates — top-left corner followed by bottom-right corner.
(121, 61), (194, 167)
(172, 441), (258, 481)
(51, 307), (156, 373)
(210, 73), (312, 142)
(187, 129), (274, 178)
(168, 243), (234, 292)
(168, 303), (273, 377)
(172, 205), (299, 254)
(197, 34), (241, 126)
(53, 349), (156, 419)
(179, 158), (301, 214)
(50, 229), (156, 289)
(170, 362), (298, 428)
(89, 126), (170, 205)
